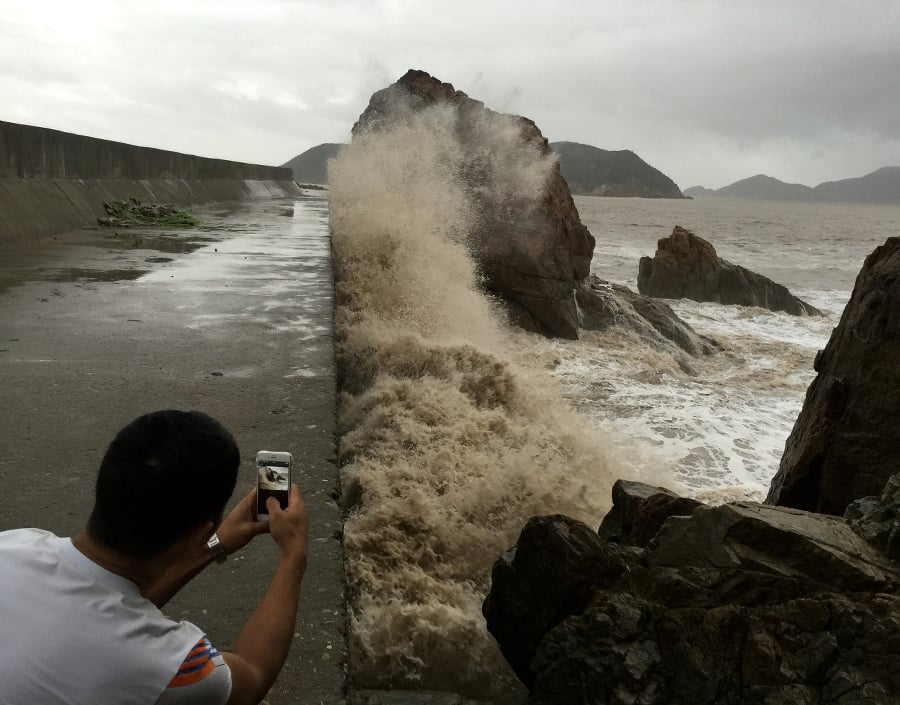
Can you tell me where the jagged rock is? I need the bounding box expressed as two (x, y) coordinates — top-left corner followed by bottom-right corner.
(767, 237), (900, 515)
(845, 474), (900, 562)
(598, 479), (703, 547)
(351, 69), (594, 339)
(483, 483), (900, 705)
(637, 226), (821, 316)
(648, 501), (900, 591)
(482, 515), (623, 688)
(577, 275), (719, 365)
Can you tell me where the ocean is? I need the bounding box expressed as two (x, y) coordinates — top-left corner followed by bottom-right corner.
(326, 115), (900, 700)
(549, 195), (900, 501)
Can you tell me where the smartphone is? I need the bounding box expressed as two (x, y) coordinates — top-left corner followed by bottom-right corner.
(256, 450), (292, 521)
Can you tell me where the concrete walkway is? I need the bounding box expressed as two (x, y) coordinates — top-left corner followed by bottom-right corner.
(0, 194), (345, 704)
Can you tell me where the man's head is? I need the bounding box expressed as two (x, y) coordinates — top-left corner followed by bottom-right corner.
(87, 410), (240, 558)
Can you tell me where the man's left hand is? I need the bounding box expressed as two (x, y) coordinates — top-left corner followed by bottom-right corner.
(216, 488), (269, 555)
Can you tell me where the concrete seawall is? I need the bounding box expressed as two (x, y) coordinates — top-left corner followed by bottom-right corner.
(0, 120), (302, 243)
(0, 196), (345, 704)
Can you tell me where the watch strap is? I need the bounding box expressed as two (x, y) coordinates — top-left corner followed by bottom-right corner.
(206, 532), (227, 564)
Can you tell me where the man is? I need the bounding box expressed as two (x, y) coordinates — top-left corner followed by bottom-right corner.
(0, 410), (308, 705)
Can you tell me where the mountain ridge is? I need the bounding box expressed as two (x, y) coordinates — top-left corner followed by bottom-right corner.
(282, 140), (685, 198)
(685, 167), (900, 204)
(551, 141), (684, 199)
(281, 142), (343, 184)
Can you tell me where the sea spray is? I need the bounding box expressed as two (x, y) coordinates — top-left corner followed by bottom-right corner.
(539, 300), (830, 499)
(329, 104), (626, 697)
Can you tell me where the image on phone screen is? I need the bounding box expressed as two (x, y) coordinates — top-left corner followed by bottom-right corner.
(257, 457), (290, 518)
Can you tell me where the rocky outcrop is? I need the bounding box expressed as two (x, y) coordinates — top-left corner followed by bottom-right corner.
(638, 226), (822, 316)
(597, 479), (704, 545)
(767, 237), (900, 515)
(348, 71), (726, 356)
(577, 275), (719, 365)
(351, 69), (594, 339)
(846, 474), (900, 562)
(483, 479), (900, 705)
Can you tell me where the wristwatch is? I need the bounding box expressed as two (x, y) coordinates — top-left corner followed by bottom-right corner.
(206, 532), (227, 564)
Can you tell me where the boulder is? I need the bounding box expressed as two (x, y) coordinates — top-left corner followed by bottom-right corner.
(483, 480), (900, 705)
(481, 515), (624, 688)
(638, 226), (822, 316)
(351, 69), (595, 339)
(767, 237), (900, 515)
(598, 479), (704, 547)
(576, 275), (720, 366)
(845, 474), (900, 562)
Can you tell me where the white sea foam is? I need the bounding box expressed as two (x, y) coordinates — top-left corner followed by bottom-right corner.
(668, 299), (838, 350)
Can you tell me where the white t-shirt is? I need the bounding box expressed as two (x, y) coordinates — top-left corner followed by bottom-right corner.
(0, 528), (231, 705)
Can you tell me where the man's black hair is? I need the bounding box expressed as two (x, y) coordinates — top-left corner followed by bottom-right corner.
(87, 410), (240, 558)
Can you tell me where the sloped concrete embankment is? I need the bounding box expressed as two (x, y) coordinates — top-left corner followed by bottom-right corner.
(0, 120), (301, 242)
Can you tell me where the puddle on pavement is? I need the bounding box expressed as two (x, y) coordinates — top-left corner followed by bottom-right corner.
(1, 196), (326, 294)
(100, 231), (216, 254)
(0, 266), (146, 293)
(37, 268), (147, 283)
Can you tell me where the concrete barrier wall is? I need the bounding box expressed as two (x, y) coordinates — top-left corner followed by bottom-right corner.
(0, 120), (292, 180)
(0, 121), (302, 243)
(0, 177), (302, 244)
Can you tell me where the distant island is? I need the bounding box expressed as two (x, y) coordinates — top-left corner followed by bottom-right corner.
(685, 167), (900, 204)
(550, 141), (684, 199)
(281, 143), (343, 184)
(282, 140), (685, 199)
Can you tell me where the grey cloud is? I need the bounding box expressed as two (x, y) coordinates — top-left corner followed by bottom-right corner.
(2, 0), (900, 188)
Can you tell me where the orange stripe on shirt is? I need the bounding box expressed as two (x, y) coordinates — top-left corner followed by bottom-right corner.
(185, 643), (207, 660)
(168, 658), (216, 687)
(168, 637), (217, 688)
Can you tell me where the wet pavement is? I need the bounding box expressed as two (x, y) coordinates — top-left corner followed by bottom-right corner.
(0, 194), (346, 704)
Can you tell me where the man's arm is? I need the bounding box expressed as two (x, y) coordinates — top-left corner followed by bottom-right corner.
(222, 486), (308, 705)
(146, 488), (268, 608)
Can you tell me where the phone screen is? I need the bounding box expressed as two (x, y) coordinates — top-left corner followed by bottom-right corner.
(256, 453), (291, 518)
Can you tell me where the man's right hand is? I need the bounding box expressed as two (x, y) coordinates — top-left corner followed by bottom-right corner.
(223, 483), (309, 705)
(266, 484), (308, 565)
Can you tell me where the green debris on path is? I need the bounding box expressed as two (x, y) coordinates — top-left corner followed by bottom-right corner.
(97, 198), (200, 228)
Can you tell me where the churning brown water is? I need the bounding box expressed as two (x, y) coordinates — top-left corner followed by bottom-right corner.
(327, 107), (666, 698)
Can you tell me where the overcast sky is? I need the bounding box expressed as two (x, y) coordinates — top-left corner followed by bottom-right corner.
(2, 0), (899, 189)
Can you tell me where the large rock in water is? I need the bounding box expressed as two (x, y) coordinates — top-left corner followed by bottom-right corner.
(638, 226), (822, 316)
(351, 69), (594, 339)
(767, 237), (900, 515)
(576, 275), (719, 371)
(483, 480), (900, 705)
